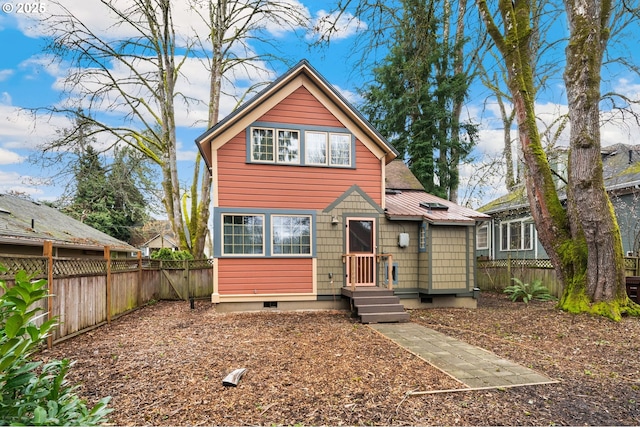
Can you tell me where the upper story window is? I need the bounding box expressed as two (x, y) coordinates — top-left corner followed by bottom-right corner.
(500, 219), (533, 251)
(251, 128), (300, 164)
(248, 123), (354, 168)
(277, 130), (300, 163)
(305, 131), (327, 165)
(306, 131), (351, 166)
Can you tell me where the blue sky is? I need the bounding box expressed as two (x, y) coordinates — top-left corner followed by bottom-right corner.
(1, 1), (639, 209)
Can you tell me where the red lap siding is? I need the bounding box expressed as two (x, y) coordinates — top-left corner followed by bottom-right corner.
(218, 258), (313, 295)
(258, 86), (344, 127)
(216, 88), (383, 210)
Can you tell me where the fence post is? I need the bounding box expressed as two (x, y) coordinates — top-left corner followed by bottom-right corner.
(43, 241), (54, 349)
(185, 259), (190, 302)
(507, 253), (511, 280)
(137, 251), (142, 305)
(105, 246), (111, 324)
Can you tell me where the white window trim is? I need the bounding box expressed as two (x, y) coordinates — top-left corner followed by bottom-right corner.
(329, 132), (352, 167)
(476, 222), (490, 250)
(248, 125), (353, 168)
(304, 130), (328, 165)
(499, 218), (534, 252)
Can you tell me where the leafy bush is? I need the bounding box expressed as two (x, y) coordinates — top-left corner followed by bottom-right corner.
(0, 266), (112, 425)
(503, 278), (557, 304)
(150, 247), (194, 260)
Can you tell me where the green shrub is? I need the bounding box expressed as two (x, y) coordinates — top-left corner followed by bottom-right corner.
(0, 266), (112, 425)
(503, 278), (557, 304)
(150, 247), (194, 260)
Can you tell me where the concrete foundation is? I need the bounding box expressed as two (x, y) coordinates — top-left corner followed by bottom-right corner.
(212, 298), (351, 313)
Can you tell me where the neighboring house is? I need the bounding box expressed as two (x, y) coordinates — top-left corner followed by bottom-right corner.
(195, 60), (488, 311)
(139, 233), (179, 258)
(477, 143), (640, 260)
(0, 193), (138, 258)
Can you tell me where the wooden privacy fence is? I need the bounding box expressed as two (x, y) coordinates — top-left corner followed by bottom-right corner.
(477, 256), (640, 298)
(0, 247), (213, 347)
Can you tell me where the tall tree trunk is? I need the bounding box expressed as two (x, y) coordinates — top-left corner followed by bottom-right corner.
(561, 0), (630, 314)
(448, 0), (467, 203)
(477, 0), (639, 319)
(477, 0), (572, 295)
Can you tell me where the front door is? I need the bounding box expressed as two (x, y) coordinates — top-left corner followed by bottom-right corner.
(346, 218), (376, 287)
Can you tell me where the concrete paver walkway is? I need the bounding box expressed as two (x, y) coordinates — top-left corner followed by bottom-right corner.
(370, 322), (558, 392)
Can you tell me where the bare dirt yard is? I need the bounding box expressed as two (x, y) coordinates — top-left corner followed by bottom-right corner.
(40, 292), (640, 426)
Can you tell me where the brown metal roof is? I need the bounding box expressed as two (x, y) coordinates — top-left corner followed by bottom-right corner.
(385, 190), (490, 224)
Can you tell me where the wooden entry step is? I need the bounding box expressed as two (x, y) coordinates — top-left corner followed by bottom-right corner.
(342, 287), (410, 324)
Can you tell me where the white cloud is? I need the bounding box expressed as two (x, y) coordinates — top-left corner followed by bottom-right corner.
(0, 70), (13, 82)
(333, 84), (362, 106)
(0, 170), (47, 196)
(0, 104), (69, 151)
(0, 147), (25, 164)
(0, 92), (11, 105)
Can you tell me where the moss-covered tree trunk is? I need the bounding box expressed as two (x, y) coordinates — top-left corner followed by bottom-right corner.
(477, 0), (573, 285)
(477, 0), (639, 320)
(560, 0), (637, 318)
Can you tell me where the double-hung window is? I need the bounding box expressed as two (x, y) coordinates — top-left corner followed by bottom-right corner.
(222, 214), (264, 255)
(272, 215), (311, 255)
(500, 220), (533, 251)
(476, 223), (489, 250)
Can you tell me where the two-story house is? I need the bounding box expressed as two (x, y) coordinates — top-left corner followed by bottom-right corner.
(196, 60), (488, 314)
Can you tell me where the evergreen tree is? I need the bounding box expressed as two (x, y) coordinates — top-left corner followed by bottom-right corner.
(107, 147), (150, 242)
(63, 145), (149, 242)
(360, 0), (477, 200)
(63, 145), (113, 235)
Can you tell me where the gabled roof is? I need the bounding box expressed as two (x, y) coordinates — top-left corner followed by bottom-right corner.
(480, 143), (640, 215)
(0, 194), (138, 252)
(384, 161), (489, 225)
(195, 59), (398, 167)
(141, 233), (178, 249)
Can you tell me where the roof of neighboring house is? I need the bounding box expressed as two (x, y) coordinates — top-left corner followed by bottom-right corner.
(129, 220), (175, 247)
(141, 233), (178, 249)
(602, 143), (640, 191)
(384, 161), (490, 225)
(195, 59), (399, 167)
(0, 194), (138, 252)
(480, 143), (640, 215)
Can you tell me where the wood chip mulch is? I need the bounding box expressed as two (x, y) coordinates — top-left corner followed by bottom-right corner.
(39, 292), (640, 426)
